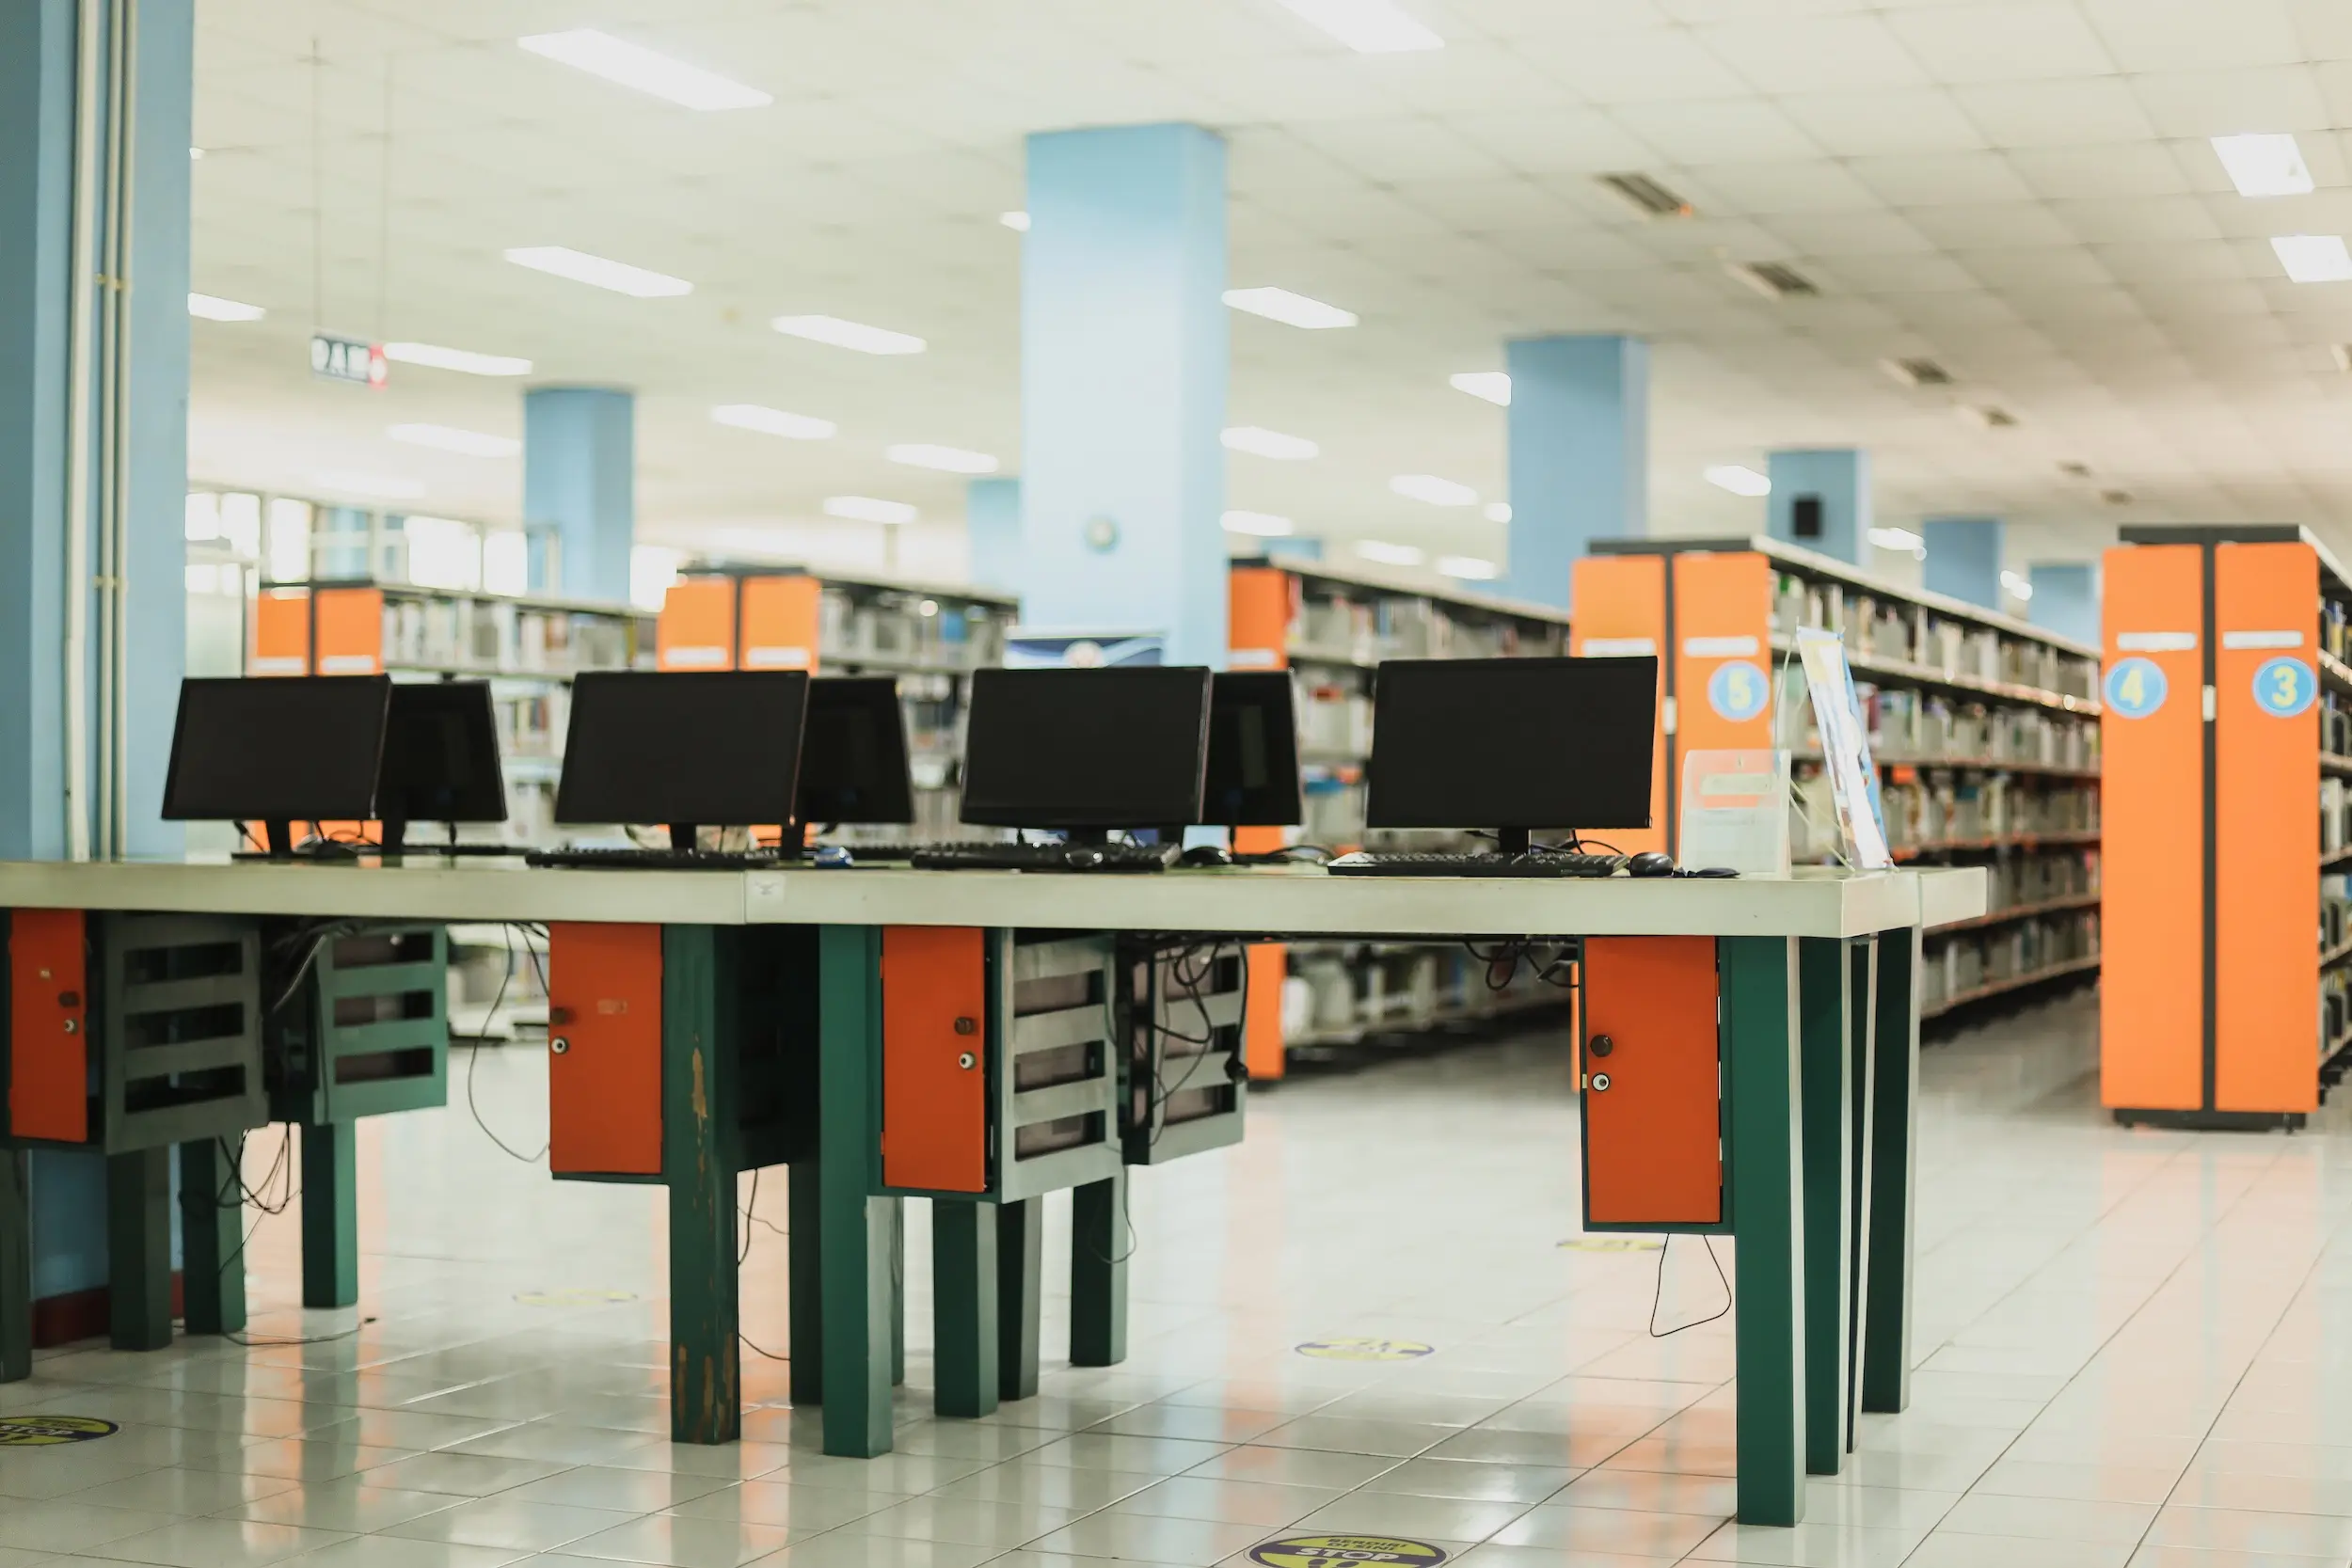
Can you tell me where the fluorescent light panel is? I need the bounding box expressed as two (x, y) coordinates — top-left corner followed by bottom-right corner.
(772, 314), (926, 355)
(312, 470), (425, 500)
(1868, 526), (1925, 553)
(887, 443), (997, 474)
(1390, 474), (1476, 508)
(389, 423), (519, 458)
(713, 404), (836, 440)
(517, 30), (771, 111)
(2213, 133), (2312, 198)
(2273, 234), (2352, 283)
(505, 246), (691, 297)
(1223, 287), (1357, 329)
(1276, 0), (1442, 53)
(383, 341), (532, 377)
(188, 292), (264, 322)
(825, 496), (917, 525)
(1222, 426), (1319, 461)
(999, 211), (1030, 231)
(1222, 510), (1295, 537)
(1438, 556), (1497, 580)
(2002, 570), (2033, 601)
(1704, 464), (1772, 498)
(1356, 540), (1425, 566)
(1484, 502), (1512, 524)
(1450, 371), (1511, 406)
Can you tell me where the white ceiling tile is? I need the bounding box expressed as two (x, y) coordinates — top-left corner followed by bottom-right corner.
(2079, 0), (2307, 71)
(1676, 160), (1883, 215)
(1851, 151), (2039, 207)
(1951, 245), (2117, 288)
(1543, 29), (1754, 102)
(1761, 213), (1943, 255)
(1884, 3), (2119, 83)
(1809, 252), (1984, 293)
(1695, 14), (1931, 93)
(1288, 118), (1516, 183)
(1445, 107), (1665, 175)
(1951, 79), (2160, 147)
(2050, 195), (2227, 245)
(2287, 0), (2352, 59)
(2008, 146), (2196, 200)
(2129, 66), (2334, 137)
(1777, 88), (1989, 156)
(1903, 201), (2079, 247)
(1606, 99), (1824, 165)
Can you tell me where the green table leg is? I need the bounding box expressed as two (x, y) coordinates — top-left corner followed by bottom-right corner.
(997, 1196), (1041, 1402)
(1844, 940), (1880, 1454)
(664, 926), (741, 1445)
(107, 1148), (171, 1352)
(1724, 936), (1805, 1527)
(818, 925), (893, 1457)
(1861, 927), (1918, 1415)
(300, 1121), (358, 1309)
(1797, 939), (1852, 1478)
(787, 1155), (822, 1406)
(1, 1150), (29, 1380)
(891, 1198), (906, 1388)
(1070, 1172), (1127, 1368)
(932, 1198), (999, 1418)
(178, 1140), (246, 1336)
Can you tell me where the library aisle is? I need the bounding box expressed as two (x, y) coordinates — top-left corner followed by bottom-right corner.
(5, 1000), (2345, 1568)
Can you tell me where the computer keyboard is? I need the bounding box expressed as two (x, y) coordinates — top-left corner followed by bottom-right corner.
(811, 840), (1010, 861)
(523, 847), (786, 871)
(1326, 851), (1630, 879)
(913, 844), (1182, 873)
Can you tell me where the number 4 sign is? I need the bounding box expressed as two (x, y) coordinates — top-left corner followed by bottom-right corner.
(2104, 657), (2167, 719)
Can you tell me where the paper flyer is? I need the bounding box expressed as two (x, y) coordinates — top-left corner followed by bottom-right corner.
(1793, 628), (1893, 870)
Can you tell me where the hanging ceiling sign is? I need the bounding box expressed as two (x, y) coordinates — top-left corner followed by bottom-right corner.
(311, 333), (388, 388)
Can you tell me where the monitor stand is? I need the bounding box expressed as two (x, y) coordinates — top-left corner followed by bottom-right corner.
(381, 816), (408, 854)
(1495, 829), (1532, 856)
(669, 823), (702, 853)
(262, 819), (296, 860)
(1064, 828), (1112, 847)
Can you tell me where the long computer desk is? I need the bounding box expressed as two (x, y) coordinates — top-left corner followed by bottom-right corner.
(0, 858), (1984, 1528)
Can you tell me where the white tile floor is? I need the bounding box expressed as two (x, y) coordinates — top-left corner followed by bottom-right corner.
(7, 990), (2351, 1566)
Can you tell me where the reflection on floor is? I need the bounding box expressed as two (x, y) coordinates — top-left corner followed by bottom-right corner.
(8, 990), (2351, 1566)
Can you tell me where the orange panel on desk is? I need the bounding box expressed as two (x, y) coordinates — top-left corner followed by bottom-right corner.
(739, 576), (821, 671)
(547, 924), (664, 1176)
(2100, 545), (2205, 1112)
(1228, 567), (1296, 671)
(1673, 551), (1774, 760)
(2215, 541), (2320, 1115)
(1569, 555), (1668, 855)
(250, 591), (310, 675)
(1582, 937), (1720, 1226)
(882, 926), (988, 1193)
(312, 589), (383, 674)
(658, 578), (737, 672)
(8, 910), (87, 1144)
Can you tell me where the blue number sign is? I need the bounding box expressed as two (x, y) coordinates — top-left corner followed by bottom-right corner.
(2102, 657), (2167, 720)
(1708, 659), (1770, 723)
(2251, 656), (2316, 719)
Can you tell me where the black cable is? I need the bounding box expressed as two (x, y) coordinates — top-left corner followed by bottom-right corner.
(1647, 1235), (1732, 1338)
(739, 1169), (758, 1265)
(228, 1317), (374, 1348)
(460, 926), (549, 1164)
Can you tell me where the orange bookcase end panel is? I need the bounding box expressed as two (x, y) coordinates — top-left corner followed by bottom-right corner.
(739, 576), (822, 672)
(8, 910), (89, 1144)
(658, 578), (737, 672)
(1570, 555), (1669, 855)
(1672, 551), (1774, 757)
(1581, 937), (1721, 1227)
(547, 924), (665, 1177)
(250, 591), (310, 675)
(1228, 567), (1296, 671)
(312, 588), (384, 674)
(882, 926), (990, 1193)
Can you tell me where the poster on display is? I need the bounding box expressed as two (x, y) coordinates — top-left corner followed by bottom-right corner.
(1677, 749), (1793, 876)
(1006, 629), (1167, 668)
(1793, 628), (1893, 870)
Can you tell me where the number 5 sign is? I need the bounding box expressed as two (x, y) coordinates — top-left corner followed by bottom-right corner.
(2251, 656), (2316, 719)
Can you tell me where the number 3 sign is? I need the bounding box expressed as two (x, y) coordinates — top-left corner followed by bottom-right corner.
(2251, 656), (2316, 719)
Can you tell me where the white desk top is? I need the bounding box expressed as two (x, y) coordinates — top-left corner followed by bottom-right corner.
(0, 859), (1985, 940)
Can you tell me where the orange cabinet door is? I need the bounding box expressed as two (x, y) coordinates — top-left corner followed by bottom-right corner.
(882, 926), (989, 1193)
(8, 910), (88, 1143)
(547, 924), (664, 1176)
(1582, 937), (1722, 1227)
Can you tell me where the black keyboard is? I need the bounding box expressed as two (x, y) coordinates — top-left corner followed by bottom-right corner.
(523, 847), (785, 870)
(1327, 851), (1629, 879)
(814, 840), (1012, 861)
(914, 844), (1182, 873)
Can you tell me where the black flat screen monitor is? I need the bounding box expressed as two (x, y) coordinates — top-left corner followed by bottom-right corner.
(799, 676), (915, 826)
(1365, 657), (1658, 842)
(163, 675), (392, 854)
(377, 682), (508, 847)
(554, 671), (809, 841)
(960, 666), (1213, 833)
(1201, 672), (1301, 828)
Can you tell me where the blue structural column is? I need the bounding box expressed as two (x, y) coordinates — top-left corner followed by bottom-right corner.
(965, 476), (1021, 594)
(523, 388), (634, 603)
(1020, 124), (1228, 668)
(1502, 335), (1647, 610)
(1921, 517), (2003, 610)
(0, 0), (193, 1335)
(2028, 562), (2099, 644)
(1768, 450), (1869, 565)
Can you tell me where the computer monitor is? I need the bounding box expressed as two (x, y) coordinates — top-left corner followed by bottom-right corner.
(553, 671), (810, 846)
(376, 681), (509, 852)
(162, 675), (392, 857)
(799, 676), (915, 827)
(960, 666), (1213, 836)
(1365, 657), (1658, 852)
(1201, 672), (1301, 828)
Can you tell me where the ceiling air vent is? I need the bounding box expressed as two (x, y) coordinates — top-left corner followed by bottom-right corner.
(1961, 404), (2019, 429)
(2101, 489), (2133, 507)
(1729, 261), (1818, 299)
(1597, 173), (1693, 219)
(2058, 460), (2091, 478)
(1883, 356), (1953, 388)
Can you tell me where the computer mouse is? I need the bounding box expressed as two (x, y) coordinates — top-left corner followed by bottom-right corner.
(1061, 847), (1106, 869)
(814, 845), (855, 869)
(1627, 851), (1676, 879)
(1180, 846), (1233, 867)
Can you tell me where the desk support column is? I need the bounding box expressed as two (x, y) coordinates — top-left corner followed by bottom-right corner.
(1724, 935), (1805, 1526)
(1844, 940), (1879, 1452)
(891, 1199), (906, 1387)
(1862, 927), (1919, 1414)
(1071, 1171), (1127, 1367)
(107, 1148), (172, 1351)
(178, 1140), (245, 1336)
(1, 1151), (29, 1380)
(1797, 938), (1852, 1478)
(933, 1198), (998, 1418)
(818, 925), (894, 1456)
(300, 1122), (358, 1309)
(787, 1157), (822, 1405)
(664, 926), (740, 1445)
(997, 1197), (1041, 1402)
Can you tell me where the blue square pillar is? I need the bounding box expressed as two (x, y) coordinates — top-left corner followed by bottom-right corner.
(1502, 336), (1647, 610)
(1767, 450), (1869, 565)
(966, 476), (1021, 595)
(1021, 124), (1228, 668)
(1922, 516), (2003, 610)
(2028, 562), (2099, 645)
(524, 387), (634, 604)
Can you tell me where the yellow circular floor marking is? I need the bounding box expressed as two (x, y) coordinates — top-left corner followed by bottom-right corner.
(0, 1416), (118, 1446)
(1247, 1533), (1448, 1566)
(514, 1288), (639, 1307)
(1293, 1338), (1433, 1362)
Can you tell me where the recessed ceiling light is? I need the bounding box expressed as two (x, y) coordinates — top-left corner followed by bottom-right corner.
(389, 423), (519, 458)
(1390, 474), (1477, 507)
(887, 443), (998, 474)
(1704, 465), (1771, 498)
(2002, 570), (2033, 602)
(1868, 526), (1926, 556)
(517, 30), (771, 111)
(187, 292), (264, 322)
(1273, 0), (1441, 53)
(999, 211), (1030, 231)
(189, 147), (204, 160)
(1223, 287), (1358, 330)
(1597, 172), (1694, 220)
(2274, 235), (2352, 283)
(1729, 261), (1819, 299)
(2213, 133), (2313, 198)
(713, 404), (836, 440)
(1222, 510), (1295, 537)
(504, 246), (691, 297)
(825, 496), (917, 525)
(383, 341), (532, 377)
(1356, 540), (1425, 566)
(312, 470), (425, 500)
(1438, 556), (1498, 580)
(772, 314), (926, 355)
(1222, 426), (1319, 461)
(1450, 372), (1512, 406)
